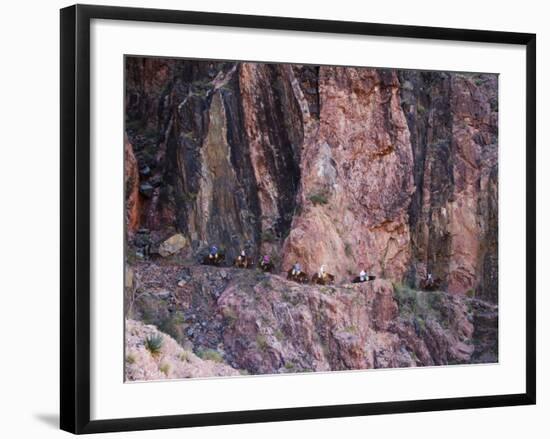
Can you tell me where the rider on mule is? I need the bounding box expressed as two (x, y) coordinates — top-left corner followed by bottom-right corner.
(209, 245), (219, 260)
(234, 249), (252, 268)
(259, 254), (273, 272)
(312, 264), (334, 284)
(352, 267), (375, 283)
(202, 244), (225, 266)
(288, 262), (308, 283)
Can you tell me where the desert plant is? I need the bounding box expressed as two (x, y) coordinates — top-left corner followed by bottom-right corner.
(274, 329), (284, 342)
(393, 283), (443, 323)
(415, 316), (426, 333)
(183, 191), (198, 202)
(343, 325), (358, 334)
(284, 361), (295, 370)
(221, 307), (238, 325)
(179, 351), (191, 362)
(308, 192), (329, 206)
(145, 334), (163, 355)
(126, 353), (136, 364)
(197, 349), (224, 363)
(159, 362), (171, 376)
(256, 334), (268, 351)
(474, 77), (485, 86)
(344, 242), (353, 257)
(261, 229), (276, 243)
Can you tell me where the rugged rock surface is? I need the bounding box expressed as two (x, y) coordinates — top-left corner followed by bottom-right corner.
(125, 58), (498, 298)
(282, 67), (414, 281)
(126, 263), (497, 376)
(125, 319), (240, 381)
(399, 71), (498, 300)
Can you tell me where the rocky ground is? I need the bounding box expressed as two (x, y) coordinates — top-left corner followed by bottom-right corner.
(125, 259), (497, 380)
(125, 318), (239, 381)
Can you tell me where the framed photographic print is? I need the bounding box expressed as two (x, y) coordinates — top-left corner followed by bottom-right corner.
(60, 4), (536, 434)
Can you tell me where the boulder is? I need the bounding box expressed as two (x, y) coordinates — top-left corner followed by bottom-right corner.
(158, 233), (187, 257)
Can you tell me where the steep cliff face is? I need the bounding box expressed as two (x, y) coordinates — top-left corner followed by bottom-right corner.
(282, 67), (414, 281)
(239, 63), (304, 258)
(126, 263), (497, 376)
(399, 71), (498, 300)
(125, 57), (498, 299)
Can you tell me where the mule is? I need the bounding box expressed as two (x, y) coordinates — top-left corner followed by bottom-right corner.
(201, 253), (225, 266)
(234, 255), (253, 269)
(287, 268), (309, 284)
(259, 260), (274, 272)
(351, 275), (376, 283)
(420, 278), (441, 291)
(311, 272), (335, 285)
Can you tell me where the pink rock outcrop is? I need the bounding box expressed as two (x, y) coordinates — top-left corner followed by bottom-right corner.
(282, 67), (415, 282)
(400, 72), (498, 299)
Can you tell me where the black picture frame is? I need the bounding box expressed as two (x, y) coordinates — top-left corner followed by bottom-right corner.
(60, 4), (536, 434)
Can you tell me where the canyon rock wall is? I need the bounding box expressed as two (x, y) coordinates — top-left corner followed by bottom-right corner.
(282, 67), (414, 282)
(125, 57), (498, 299)
(399, 71), (498, 300)
(126, 263), (497, 375)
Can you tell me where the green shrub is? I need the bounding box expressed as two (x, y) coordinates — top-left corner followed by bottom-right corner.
(197, 349), (223, 363)
(415, 317), (426, 333)
(275, 329), (284, 342)
(344, 242), (353, 257)
(343, 325), (358, 334)
(309, 192), (329, 206)
(393, 283), (443, 323)
(466, 289), (476, 298)
(145, 334), (163, 355)
(158, 312), (187, 342)
(179, 351), (191, 362)
(261, 229), (276, 243)
(183, 191), (198, 202)
(159, 362), (170, 375)
(126, 353), (136, 364)
(256, 334), (268, 351)
(221, 307), (238, 325)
